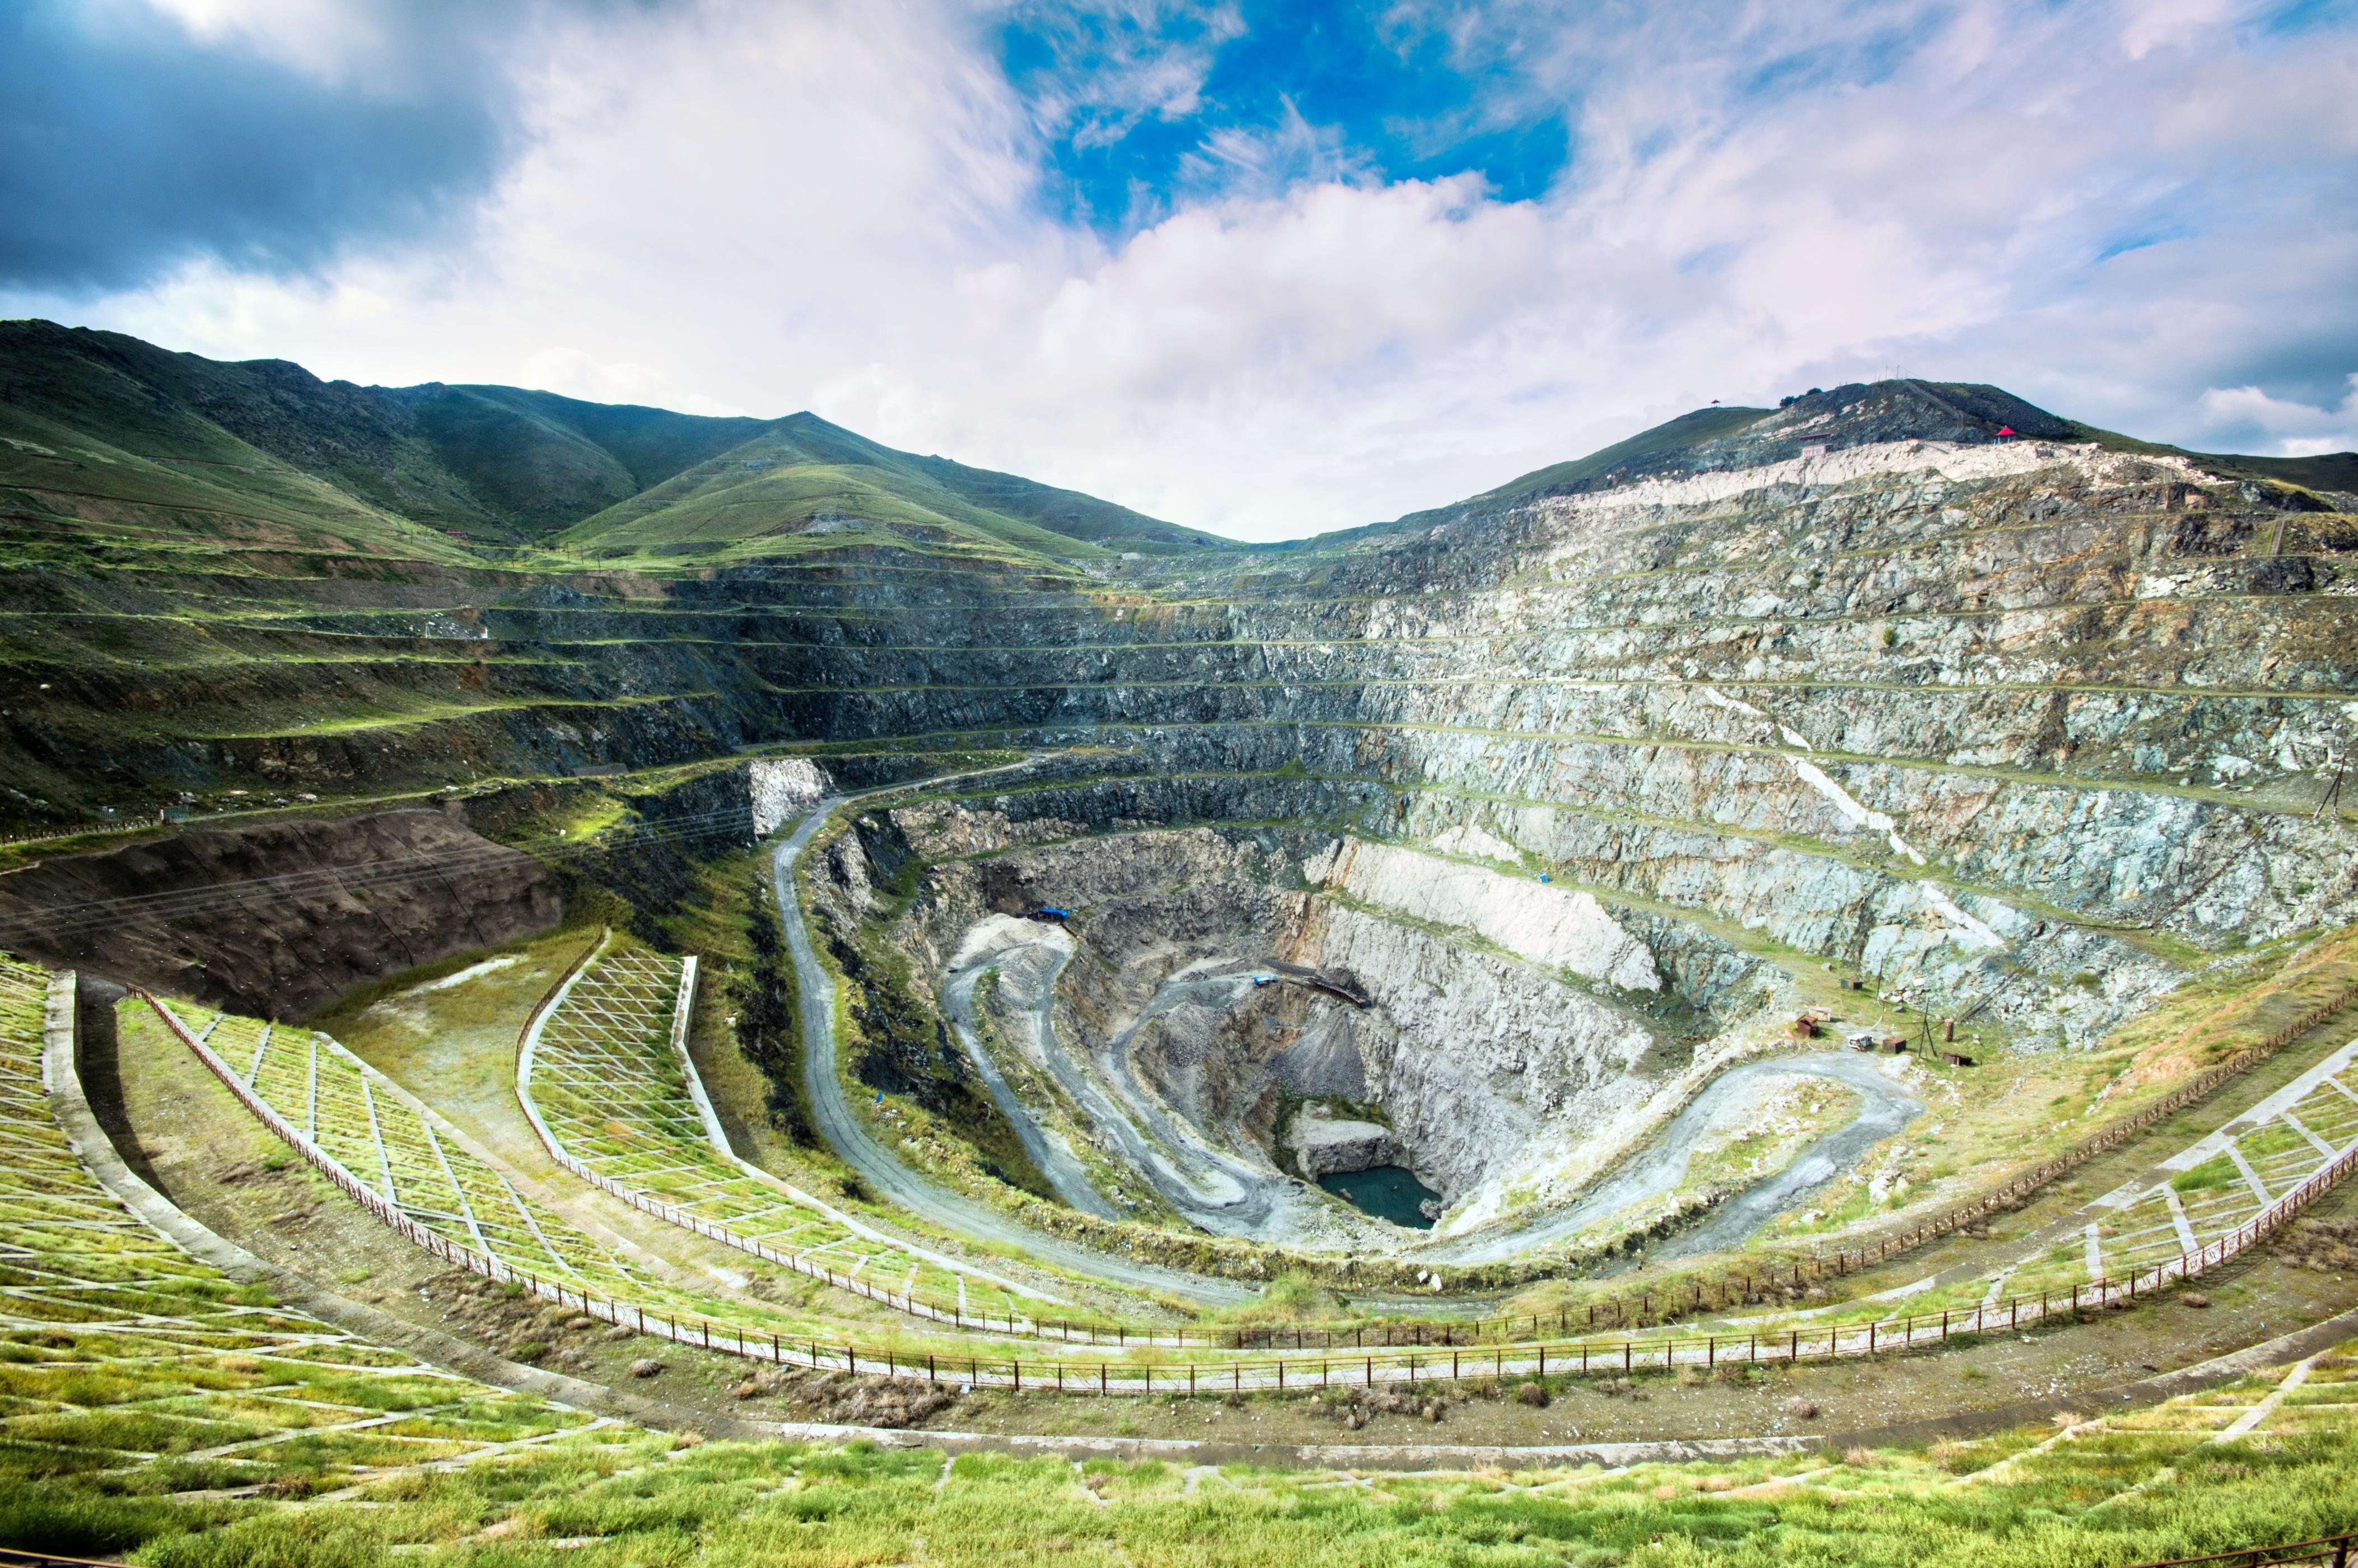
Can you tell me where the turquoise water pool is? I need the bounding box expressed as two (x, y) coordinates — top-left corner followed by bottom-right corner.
(1319, 1165), (1440, 1229)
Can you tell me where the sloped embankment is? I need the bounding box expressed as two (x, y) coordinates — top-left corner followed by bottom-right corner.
(0, 807), (562, 1015)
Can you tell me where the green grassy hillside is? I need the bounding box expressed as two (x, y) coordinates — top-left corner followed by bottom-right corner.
(0, 330), (478, 564)
(0, 320), (517, 544)
(554, 412), (1228, 563)
(391, 384), (768, 536)
(0, 320), (1222, 558)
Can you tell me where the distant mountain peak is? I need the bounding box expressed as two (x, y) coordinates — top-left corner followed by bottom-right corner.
(0, 320), (1229, 560)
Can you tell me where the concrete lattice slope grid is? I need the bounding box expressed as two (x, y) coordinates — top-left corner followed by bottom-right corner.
(171, 1003), (653, 1299)
(0, 958), (612, 1502)
(2046, 1035), (2358, 1295)
(517, 936), (1051, 1331)
(145, 993), (854, 1354)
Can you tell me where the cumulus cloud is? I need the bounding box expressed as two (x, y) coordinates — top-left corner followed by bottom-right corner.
(3, 0), (2351, 538)
(2192, 378), (2358, 457)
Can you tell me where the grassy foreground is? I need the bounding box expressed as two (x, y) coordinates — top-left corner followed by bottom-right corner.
(15, 1342), (2358, 1567)
(14, 941), (2357, 1568)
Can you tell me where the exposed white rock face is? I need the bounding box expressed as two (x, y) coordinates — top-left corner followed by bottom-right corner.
(1305, 836), (1661, 991)
(807, 828), (879, 939)
(1529, 438), (2186, 526)
(1289, 1110), (1399, 1178)
(1375, 782), (2185, 1049)
(749, 758), (828, 838)
(890, 799), (1098, 859)
(781, 426), (2357, 1267)
(881, 816), (1719, 1242)
(1282, 897), (1665, 1214)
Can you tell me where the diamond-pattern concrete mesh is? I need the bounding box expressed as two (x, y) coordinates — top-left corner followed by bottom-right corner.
(529, 946), (1024, 1326)
(0, 958), (617, 1493)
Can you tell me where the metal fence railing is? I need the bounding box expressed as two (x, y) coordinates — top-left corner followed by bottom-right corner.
(1807, 976), (2358, 1281)
(143, 973), (2358, 1399)
(2123, 1532), (2356, 1568)
(510, 932), (1048, 1337)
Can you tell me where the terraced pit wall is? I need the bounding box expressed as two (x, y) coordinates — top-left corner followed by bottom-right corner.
(9, 396), (2357, 1261)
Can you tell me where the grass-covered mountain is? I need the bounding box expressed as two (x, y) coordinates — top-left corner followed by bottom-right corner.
(552, 410), (1222, 564)
(0, 319), (1226, 559)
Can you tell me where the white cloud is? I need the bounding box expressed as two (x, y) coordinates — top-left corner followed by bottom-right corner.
(2192, 377), (2358, 458)
(519, 348), (749, 416)
(2116, 0), (2238, 62)
(12, 0), (2354, 539)
(136, 0), (387, 80)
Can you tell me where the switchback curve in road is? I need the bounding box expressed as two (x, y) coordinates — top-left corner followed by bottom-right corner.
(772, 792), (1255, 1307)
(773, 781), (1928, 1303)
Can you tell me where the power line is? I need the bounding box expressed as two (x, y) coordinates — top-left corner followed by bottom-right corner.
(0, 805), (764, 941)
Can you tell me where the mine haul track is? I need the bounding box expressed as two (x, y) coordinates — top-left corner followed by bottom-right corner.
(774, 781), (1259, 1306)
(763, 776), (2121, 1312)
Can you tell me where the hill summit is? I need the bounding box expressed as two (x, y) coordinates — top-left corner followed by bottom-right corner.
(0, 319), (1228, 558)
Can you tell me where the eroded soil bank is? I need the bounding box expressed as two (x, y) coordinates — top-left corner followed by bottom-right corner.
(2, 806), (562, 1015)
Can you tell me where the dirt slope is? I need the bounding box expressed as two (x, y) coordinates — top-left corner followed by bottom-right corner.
(0, 806), (561, 1015)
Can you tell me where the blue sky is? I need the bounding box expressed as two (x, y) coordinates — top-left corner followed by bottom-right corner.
(1002, 2), (1572, 224)
(2, 0), (2354, 538)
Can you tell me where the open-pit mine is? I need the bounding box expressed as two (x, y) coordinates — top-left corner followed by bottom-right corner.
(4, 324), (2357, 1562)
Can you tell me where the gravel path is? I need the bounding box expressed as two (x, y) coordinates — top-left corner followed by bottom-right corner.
(774, 793), (1255, 1306)
(939, 945), (1121, 1220)
(1426, 1052), (1925, 1266)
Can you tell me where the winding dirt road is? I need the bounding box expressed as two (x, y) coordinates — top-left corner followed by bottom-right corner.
(774, 785), (1927, 1303)
(772, 795), (1254, 1306)
(942, 926), (1339, 1238)
(1428, 1053), (1925, 1267)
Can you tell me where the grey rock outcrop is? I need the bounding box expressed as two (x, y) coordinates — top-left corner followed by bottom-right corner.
(1288, 1112), (1398, 1178)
